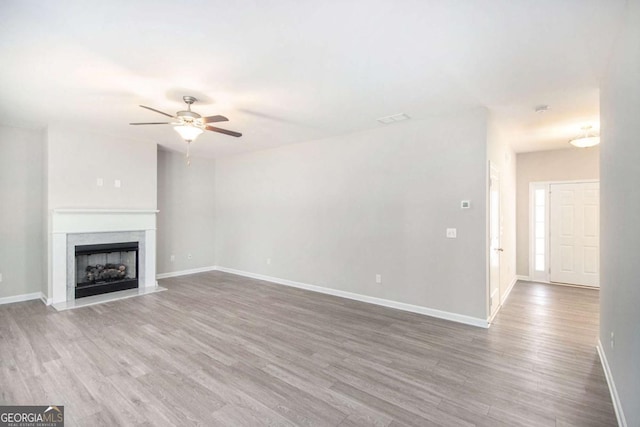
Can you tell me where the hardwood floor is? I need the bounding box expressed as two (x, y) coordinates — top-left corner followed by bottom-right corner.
(0, 273), (616, 426)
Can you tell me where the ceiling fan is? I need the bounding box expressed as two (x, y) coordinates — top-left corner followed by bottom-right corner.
(130, 96), (242, 165)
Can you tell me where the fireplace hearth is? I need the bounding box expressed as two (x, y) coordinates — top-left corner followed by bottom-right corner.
(75, 242), (139, 298)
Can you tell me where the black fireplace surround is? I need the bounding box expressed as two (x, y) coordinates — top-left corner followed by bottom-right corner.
(75, 242), (139, 298)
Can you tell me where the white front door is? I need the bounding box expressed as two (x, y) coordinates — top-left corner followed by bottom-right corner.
(489, 165), (501, 316)
(549, 182), (600, 287)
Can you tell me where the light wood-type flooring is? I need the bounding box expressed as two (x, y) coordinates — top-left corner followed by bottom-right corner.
(0, 272), (616, 426)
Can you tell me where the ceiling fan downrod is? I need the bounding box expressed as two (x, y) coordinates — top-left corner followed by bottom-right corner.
(183, 96), (197, 111)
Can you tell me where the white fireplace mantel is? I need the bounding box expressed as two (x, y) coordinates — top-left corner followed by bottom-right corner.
(51, 209), (159, 233)
(53, 209), (160, 213)
(49, 209), (159, 306)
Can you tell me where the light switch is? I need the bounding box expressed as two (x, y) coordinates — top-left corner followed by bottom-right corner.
(114, 179), (121, 188)
(97, 178), (103, 187)
(446, 228), (457, 238)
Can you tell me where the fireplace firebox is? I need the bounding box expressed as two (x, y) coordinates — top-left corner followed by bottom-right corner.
(75, 242), (139, 298)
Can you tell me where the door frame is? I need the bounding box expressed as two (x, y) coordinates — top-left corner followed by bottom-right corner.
(528, 179), (600, 283)
(489, 163), (501, 319)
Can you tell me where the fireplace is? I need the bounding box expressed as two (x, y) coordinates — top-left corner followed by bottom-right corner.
(49, 209), (159, 309)
(74, 241), (139, 298)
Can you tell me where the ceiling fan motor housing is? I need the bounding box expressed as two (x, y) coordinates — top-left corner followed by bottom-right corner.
(177, 110), (201, 120)
(178, 96), (201, 120)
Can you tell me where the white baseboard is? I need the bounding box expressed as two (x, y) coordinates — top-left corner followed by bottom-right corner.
(0, 292), (44, 305)
(597, 340), (627, 427)
(516, 275), (530, 281)
(40, 293), (52, 305)
(215, 266), (489, 328)
(156, 266), (217, 279)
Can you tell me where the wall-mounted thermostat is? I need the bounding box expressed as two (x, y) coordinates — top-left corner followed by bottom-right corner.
(461, 200), (471, 209)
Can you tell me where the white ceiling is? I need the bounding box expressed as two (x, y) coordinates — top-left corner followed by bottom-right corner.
(0, 0), (626, 157)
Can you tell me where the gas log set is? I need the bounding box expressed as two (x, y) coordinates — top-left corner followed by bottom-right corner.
(85, 263), (128, 283)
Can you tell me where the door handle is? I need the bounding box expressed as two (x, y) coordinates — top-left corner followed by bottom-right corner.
(495, 248), (504, 252)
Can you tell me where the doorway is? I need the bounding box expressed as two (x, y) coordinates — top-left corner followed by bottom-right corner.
(529, 180), (600, 287)
(549, 182), (600, 287)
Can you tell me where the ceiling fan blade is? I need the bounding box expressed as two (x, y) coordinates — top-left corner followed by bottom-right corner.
(139, 105), (175, 118)
(205, 125), (242, 137)
(202, 115), (229, 123)
(129, 122), (171, 125)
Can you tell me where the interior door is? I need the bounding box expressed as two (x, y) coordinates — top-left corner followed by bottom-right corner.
(489, 165), (501, 316)
(549, 182), (600, 287)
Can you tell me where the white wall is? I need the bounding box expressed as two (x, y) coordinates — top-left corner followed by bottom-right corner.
(516, 147), (599, 276)
(0, 126), (44, 299)
(215, 109), (489, 320)
(487, 118), (517, 305)
(157, 149), (216, 274)
(46, 126), (157, 210)
(599, 0), (640, 425)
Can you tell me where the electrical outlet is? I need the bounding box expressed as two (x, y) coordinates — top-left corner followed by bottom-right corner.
(446, 228), (457, 238)
(114, 179), (121, 188)
(187, 253), (193, 260)
(170, 255), (175, 262)
(376, 274), (382, 284)
(610, 332), (615, 349)
(266, 258), (271, 265)
(97, 178), (103, 187)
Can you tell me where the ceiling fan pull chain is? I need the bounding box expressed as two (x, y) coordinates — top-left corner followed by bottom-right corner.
(186, 140), (191, 166)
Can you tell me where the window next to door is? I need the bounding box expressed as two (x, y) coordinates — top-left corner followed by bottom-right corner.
(535, 188), (546, 272)
(530, 183), (549, 282)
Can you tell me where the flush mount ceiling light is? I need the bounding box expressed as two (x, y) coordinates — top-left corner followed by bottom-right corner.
(130, 96), (242, 165)
(569, 125), (600, 148)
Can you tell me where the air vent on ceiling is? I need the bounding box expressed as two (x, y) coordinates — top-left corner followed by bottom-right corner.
(377, 113), (411, 124)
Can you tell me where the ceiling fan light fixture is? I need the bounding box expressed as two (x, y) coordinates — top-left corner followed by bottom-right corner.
(173, 124), (204, 142)
(569, 125), (600, 148)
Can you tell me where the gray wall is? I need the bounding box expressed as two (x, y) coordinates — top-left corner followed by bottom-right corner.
(0, 126), (44, 298)
(516, 147), (599, 276)
(156, 149), (216, 274)
(215, 109), (489, 320)
(599, 0), (640, 425)
(46, 126), (157, 210)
